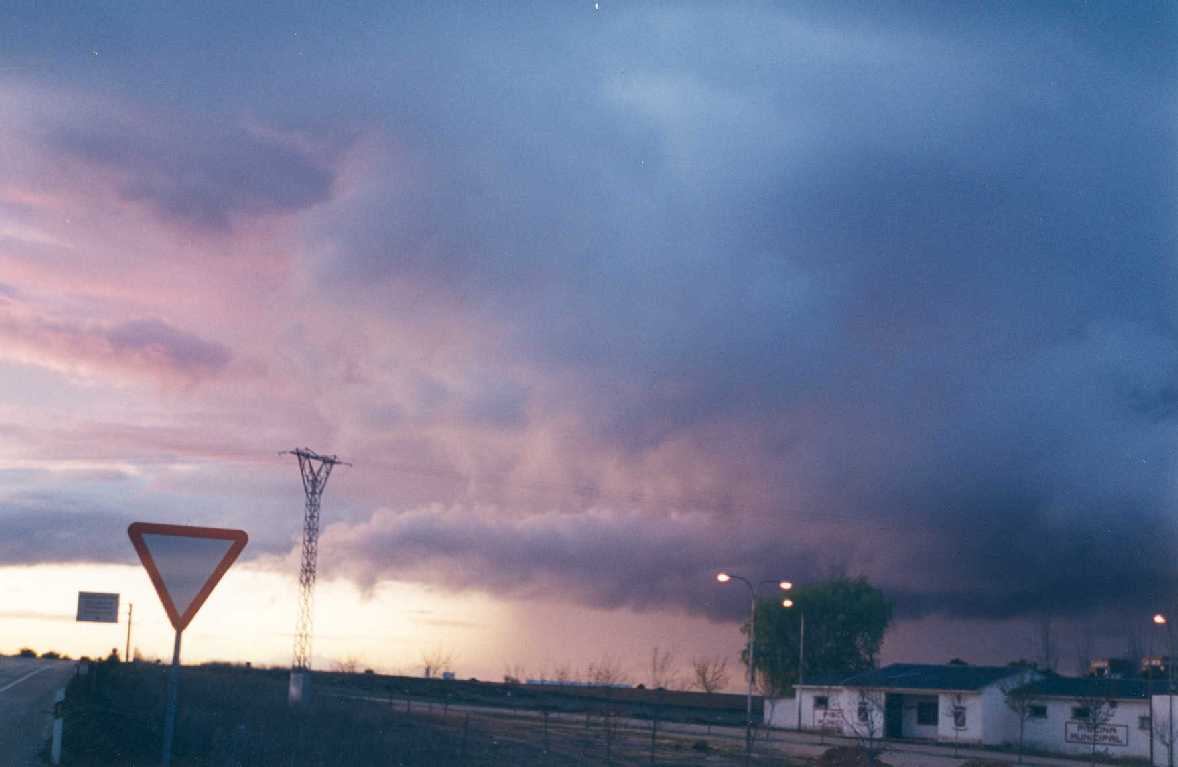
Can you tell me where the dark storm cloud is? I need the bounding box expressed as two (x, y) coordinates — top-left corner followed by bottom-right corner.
(0, 498), (134, 565)
(6, 3), (1177, 628)
(319, 505), (818, 621)
(300, 4), (1177, 623)
(48, 120), (334, 231)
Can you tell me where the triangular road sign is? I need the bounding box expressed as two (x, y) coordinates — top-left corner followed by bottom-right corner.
(127, 522), (248, 632)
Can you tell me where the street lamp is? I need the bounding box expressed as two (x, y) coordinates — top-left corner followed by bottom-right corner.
(783, 598), (805, 731)
(1157, 613), (1173, 767)
(716, 571), (792, 764)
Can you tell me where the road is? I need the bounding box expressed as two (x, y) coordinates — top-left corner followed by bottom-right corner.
(0, 657), (75, 767)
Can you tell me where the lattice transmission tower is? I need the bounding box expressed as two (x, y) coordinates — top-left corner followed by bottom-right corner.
(284, 447), (349, 704)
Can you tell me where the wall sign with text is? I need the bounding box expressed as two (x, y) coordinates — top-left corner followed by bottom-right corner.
(1065, 721), (1129, 747)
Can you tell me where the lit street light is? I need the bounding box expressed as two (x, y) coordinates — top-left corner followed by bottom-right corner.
(716, 571), (792, 765)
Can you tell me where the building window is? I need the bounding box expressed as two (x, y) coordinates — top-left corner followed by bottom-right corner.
(1140, 716), (1152, 732)
(1029, 705), (1047, 720)
(858, 701), (870, 723)
(814, 696), (829, 710)
(1072, 707), (1090, 721)
(917, 701), (938, 725)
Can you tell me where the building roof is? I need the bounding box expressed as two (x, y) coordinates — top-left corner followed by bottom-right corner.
(1018, 677), (1171, 701)
(803, 672), (858, 687)
(829, 663), (1025, 692)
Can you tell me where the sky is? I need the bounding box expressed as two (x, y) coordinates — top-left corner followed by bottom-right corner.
(0, 3), (1175, 683)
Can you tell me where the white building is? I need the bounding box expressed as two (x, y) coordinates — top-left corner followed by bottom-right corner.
(773, 663), (1038, 744)
(1014, 677), (1156, 761)
(767, 662), (1178, 764)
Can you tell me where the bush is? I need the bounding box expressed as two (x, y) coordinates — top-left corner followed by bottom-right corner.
(17, 648), (36, 658)
(819, 746), (892, 767)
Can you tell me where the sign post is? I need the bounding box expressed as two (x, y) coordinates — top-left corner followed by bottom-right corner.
(76, 592), (120, 624)
(127, 522), (247, 767)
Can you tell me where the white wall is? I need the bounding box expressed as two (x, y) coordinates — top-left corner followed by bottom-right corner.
(792, 687), (886, 739)
(935, 692), (986, 744)
(1021, 697), (1151, 760)
(1152, 695), (1175, 767)
(764, 696), (798, 728)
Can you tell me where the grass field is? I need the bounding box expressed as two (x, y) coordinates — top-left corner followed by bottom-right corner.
(58, 660), (787, 766)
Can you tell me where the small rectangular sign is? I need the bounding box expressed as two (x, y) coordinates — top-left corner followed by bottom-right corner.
(1065, 720), (1129, 747)
(76, 592), (119, 623)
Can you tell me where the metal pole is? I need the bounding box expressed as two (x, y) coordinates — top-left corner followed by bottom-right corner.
(1149, 629), (1154, 767)
(50, 688), (64, 765)
(797, 610), (805, 731)
(746, 586), (757, 766)
(1169, 622), (1174, 767)
(161, 630), (182, 767)
(125, 603), (133, 663)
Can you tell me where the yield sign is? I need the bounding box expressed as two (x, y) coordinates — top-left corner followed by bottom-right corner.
(127, 522), (248, 631)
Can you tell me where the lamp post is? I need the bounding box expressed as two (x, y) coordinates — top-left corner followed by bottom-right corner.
(1157, 613), (1173, 767)
(1149, 616), (1156, 767)
(717, 572), (792, 765)
(783, 598), (805, 731)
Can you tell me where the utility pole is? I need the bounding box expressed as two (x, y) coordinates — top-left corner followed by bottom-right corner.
(284, 448), (350, 705)
(125, 603), (133, 663)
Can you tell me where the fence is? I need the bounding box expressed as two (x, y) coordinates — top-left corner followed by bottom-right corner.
(58, 662), (789, 766)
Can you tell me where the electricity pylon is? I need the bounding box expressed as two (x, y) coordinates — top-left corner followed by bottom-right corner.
(284, 447), (349, 704)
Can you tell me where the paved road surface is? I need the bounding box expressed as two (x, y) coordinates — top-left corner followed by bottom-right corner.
(0, 658), (75, 767)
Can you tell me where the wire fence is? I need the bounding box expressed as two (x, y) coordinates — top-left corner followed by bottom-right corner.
(58, 662), (791, 766)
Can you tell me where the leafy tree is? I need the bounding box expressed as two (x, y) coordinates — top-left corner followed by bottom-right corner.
(742, 576), (892, 695)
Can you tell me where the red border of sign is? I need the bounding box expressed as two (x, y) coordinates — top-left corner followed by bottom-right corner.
(127, 522), (248, 632)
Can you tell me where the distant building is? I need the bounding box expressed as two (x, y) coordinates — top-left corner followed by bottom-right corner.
(1089, 658), (1135, 679)
(768, 663), (1037, 743)
(1143, 656), (1172, 679)
(766, 662), (1178, 765)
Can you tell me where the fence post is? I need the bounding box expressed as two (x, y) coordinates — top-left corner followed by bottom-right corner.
(460, 713), (469, 761)
(543, 710), (550, 753)
(50, 688), (65, 765)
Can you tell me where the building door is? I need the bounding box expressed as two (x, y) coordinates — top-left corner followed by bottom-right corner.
(885, 693), (904, 738)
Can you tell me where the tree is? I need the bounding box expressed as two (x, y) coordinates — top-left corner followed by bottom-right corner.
(1039, 611), (1058, 672)
(744, 576), (892, 697)
(552, 662), (574, 684)
(1001, 678), (1037, 764)
(691, 656), (730, 693)
(504, 662), (526, 684)
(756, 647), (791, 738)
(649, 646), (678, 690)
(1074, 688), (1116, 767)
(421, 647), (456, 679)
(333, 655), (361, 673)
(837, 687), (886, 764)
(586, 655), (629, 687)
